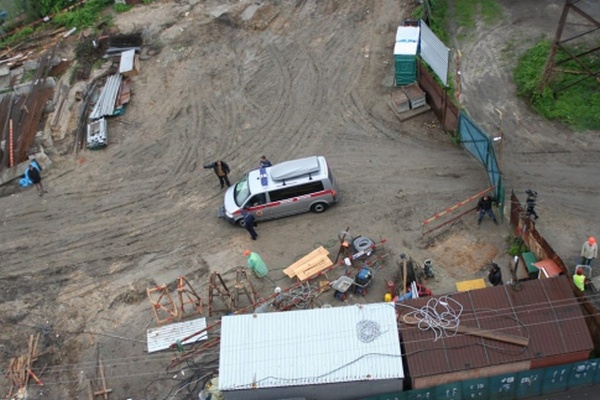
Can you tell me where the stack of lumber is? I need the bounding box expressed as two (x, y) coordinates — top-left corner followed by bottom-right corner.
(5, 333), (43, 398)
(283, 246), (334, 282)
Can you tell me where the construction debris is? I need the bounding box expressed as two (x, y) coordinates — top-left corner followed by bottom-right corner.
(5, 333), (43, 399)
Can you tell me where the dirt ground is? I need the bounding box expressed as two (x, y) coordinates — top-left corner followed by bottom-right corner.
(0, 0), (599, 399)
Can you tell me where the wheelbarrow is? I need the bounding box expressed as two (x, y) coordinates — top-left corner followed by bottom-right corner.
(331, 276), (354, 301)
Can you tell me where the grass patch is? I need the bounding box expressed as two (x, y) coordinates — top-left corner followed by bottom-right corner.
(113, 3), (133, 13)
(452, 0), (503, 30)
(514, 40), (600, 131)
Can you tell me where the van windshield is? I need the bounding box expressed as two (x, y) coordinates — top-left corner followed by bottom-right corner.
(233, 174), (251, 207)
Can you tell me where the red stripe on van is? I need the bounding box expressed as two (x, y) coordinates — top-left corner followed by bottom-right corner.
(237, 190), (334, 214)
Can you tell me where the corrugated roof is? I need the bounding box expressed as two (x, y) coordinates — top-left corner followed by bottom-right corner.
(399, 276), (593, 378)
(218, 303), (404, 391)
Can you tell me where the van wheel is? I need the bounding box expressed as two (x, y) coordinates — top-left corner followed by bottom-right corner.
(311, 203), (328, 213)
(236, 219), (246, 227)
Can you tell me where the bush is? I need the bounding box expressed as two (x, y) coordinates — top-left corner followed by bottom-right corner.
(507, 236), (527, 256)
(52, 0), (113, 29)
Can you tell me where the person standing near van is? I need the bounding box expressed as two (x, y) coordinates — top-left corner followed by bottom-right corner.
(259, 156), (272, 168)
(242, 210), (258, 240)
(244, 249), (268, 278)
(205, 160), (231, 189)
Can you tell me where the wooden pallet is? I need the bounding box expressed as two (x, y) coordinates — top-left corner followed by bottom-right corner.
(283, 246), (333, 281)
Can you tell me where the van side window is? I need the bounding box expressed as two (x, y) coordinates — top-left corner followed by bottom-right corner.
(269, 181), (325, 202)
(247, 193), (267, 207)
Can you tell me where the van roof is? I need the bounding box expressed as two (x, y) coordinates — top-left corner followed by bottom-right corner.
(248, 156), (328, 193)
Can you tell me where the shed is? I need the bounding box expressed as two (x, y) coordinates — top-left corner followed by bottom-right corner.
(394, 26), (420, 86)
(219, 303), (404, 400)
(398, 276), (593, 390)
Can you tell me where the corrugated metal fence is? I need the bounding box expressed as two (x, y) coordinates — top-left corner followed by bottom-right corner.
(363, 358), (600, 400)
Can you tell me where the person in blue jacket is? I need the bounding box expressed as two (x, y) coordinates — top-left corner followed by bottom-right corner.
(259, 155), (272, 168)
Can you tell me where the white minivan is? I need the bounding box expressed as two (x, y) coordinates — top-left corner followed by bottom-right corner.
(218, 156), (340, 225)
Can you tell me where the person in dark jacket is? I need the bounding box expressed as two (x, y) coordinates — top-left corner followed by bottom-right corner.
(477, 195), (498, 225)
(488, 263), (503, 286)
(259, 156), (272, 168)
(242, 210), (258, 240)
(28, 164), (46, 197)
(525, 189), (539, 220)
(205, 160), (231, 189)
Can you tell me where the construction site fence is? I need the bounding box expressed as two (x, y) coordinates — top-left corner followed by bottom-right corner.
(417, 60), (505, 215)
(362, 357), (600, 400)
(509, 191), (600, 352)
(417, 62), (459, 133)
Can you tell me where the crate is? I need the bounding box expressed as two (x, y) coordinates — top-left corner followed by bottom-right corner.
(401, 83), (426, 109)
(390, 90), (410, 113)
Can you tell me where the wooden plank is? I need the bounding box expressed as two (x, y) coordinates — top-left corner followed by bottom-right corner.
(455, 278), (487, 292)
(401, 315), (529, 347)
(285, 247), (329, 275)
(98, 358), (109, 400)
(283, 247), (329, 277)
(295, 256), (334, 281)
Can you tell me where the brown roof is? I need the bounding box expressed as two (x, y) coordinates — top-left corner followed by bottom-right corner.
(398, 276), (593, 378)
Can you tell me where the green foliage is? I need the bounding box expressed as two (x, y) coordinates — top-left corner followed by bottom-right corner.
(52, 0), (112, 29)
(113, 3), (133, 13)
(449, 131), (461, 145)
(142, 0), (155, 4)
(507, 236), (528, 257)
(514, 40), (600, 131)
(414, 0), (448, 43)
(0, 26), (34, 48)
(24, 0), (70, 20)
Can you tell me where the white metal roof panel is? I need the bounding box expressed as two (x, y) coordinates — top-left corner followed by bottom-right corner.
(394, 26), (419, 56)
(395, 26), (420, 43)
(146, 318), (207, 353)
(119, 49), (136, 74)
(393, 41), (418, 56)
(218, 303), (403, 391)
(420, 20), (450, 86)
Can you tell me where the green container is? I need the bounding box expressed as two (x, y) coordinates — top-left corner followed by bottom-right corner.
(515, 370), (543, 398)
(488, 372), (519, 399)
(435, 382), (462, 399)
(569, 360), (599, 387)
(394, 54), (417, 86)
(462, 378), (490, 399)
(541, 365), (569, 394)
